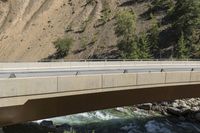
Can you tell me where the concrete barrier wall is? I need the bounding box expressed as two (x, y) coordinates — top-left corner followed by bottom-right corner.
(58, 75), (102, 92)
(0, 77), (57, 97)
(103, 74), (137, 88)
(137, 72), (166, 85)
(191, 72), (200, 82)
(1, 71), (200, 98)
(166, 72), (191, 83)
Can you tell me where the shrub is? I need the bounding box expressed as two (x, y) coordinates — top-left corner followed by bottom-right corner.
(115, 10), (138, 58)
(115, 10), (136, 38)
(54, 37), (73, 58)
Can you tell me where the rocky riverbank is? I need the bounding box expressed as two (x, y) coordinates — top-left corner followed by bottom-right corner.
(137, 98), (200, 122)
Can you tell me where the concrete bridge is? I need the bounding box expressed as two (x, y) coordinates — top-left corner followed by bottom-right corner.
(1, 61), (200, 126)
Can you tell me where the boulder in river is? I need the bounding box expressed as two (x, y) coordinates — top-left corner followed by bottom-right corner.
(137, 103), (152, 110)
(40, 120), (54, 128)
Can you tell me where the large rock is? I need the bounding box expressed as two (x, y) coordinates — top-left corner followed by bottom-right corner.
(40, 120), (54, 128)
(167, 107), (182, 116)
(167, 107), (190, 116)
(137, 103), (152, 110)
(172, 102), (179, 108)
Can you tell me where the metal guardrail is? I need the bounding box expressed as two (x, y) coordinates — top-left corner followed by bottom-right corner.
(40, 58), (197, 62)
(1, 58), (200, 63)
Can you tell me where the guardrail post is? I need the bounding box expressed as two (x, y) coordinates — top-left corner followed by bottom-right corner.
(123, 69), (128, 73)
(76, 71), (79, 75)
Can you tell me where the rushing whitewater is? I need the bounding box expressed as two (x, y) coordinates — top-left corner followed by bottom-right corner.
(36, 107), (200, 133)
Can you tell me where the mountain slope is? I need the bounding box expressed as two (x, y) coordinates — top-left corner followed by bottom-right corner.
(0, 0), (153, 61)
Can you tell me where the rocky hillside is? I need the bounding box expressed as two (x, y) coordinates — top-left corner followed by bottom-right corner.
(0, 0), (156, 61)
(2, 0), (197, 61)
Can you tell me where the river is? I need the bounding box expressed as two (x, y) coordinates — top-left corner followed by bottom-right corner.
(32, 107), (200, 133)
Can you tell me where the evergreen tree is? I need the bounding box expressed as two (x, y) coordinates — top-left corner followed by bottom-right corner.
(176, 32), (188, 59)
(170, 0), (200, 55)
(152, 0), (174, 11)
(148, 17), (160, 57)
(137, 33), (152, 59)
(130, 38), (140, 59)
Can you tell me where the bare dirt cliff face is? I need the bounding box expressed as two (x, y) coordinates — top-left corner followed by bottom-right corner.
(0, 0), (76, 61)
(0, 0), (150, 61)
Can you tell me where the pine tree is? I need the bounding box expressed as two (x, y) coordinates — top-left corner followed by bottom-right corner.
(130, 38), (140, 59)
(148, 17), (160, 58)
(176, 32), (188, 59)
(171, 0), (200, 40)
(171, 0), (200, 57)
(137, 33), (151, 59)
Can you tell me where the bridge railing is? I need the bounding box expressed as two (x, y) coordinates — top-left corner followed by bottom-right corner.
(0, 59), (200, 71)
(40, 58), (200, 62)
(1, 58), (200, 63)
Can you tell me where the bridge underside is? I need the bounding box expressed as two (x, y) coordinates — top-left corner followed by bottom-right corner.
(0, 84), (200, 127)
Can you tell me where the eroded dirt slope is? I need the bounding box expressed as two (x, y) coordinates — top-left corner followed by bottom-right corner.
(0, 0), (150, 61)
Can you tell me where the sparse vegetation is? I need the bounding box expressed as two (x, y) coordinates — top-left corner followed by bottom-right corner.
(85, 0), (96, 6)
(100, 2), (111, 24)
(54, 37), (73, 58)
(81, 37), (88, 49)
(1, 0), (200, 60)
(65, 24), (73, 33)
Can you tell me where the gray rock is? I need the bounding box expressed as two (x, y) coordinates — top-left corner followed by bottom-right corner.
(172, 102), (179, 108)
(160, 101), (169, 106)
(167, 107), (190, 116)
(191, 107), (199, 112)
(40, 120), (53, 127)
(167, 107), (182, 116)
(137, 103), (152, 110)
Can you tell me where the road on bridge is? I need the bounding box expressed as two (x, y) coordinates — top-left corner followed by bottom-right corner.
(0, 62), (199, 78)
